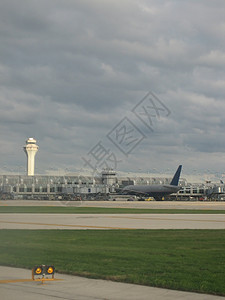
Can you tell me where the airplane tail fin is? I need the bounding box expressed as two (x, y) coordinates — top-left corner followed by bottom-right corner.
(170, 165), (182, 186)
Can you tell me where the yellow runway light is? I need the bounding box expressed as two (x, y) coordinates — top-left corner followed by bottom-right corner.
(33, 266), (43, 275)
(46, 266), (55, 275)
(32, 265), (55, 280)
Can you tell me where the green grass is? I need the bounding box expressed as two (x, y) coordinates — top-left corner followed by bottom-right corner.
(0, 229), (225, 295)
(0, 206), (224, 214)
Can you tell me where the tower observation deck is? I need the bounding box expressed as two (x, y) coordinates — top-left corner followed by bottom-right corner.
(23, 138), (39, 176)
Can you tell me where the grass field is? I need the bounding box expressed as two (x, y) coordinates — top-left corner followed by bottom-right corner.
(0, 206), (224, 214)
(0, 229), (224, 295)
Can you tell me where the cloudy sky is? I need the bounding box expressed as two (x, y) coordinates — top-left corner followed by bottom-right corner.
(0, 0), (224, 182)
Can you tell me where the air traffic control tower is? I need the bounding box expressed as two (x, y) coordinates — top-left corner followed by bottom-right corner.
(23, 138), (39, 176)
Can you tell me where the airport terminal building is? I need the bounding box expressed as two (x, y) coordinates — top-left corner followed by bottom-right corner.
(0, 170), (224, 201)
(2, 138), (224, 201)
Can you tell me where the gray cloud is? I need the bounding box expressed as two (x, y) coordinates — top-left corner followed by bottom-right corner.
(0, 0), (224, 181)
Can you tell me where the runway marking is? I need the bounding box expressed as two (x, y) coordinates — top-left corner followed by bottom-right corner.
(0, 278), (62, 284)
(0, 220), (130, 230)
(107, 215), (225, 223)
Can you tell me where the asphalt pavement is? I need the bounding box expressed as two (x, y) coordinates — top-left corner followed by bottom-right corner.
(0, 213), (224, 229)
(1, 200), (225, 210)
(0, 266), (224, 300)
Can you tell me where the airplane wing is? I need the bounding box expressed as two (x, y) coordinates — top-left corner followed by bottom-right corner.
(123, 188), (147, 195)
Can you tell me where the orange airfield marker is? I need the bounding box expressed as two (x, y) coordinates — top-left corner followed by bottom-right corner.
(0, 278), (62, 284)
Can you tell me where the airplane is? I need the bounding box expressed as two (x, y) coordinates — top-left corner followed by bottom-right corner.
(122, 165), (182, 201)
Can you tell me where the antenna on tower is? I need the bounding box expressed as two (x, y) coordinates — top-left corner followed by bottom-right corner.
(23, 138), (39, 176)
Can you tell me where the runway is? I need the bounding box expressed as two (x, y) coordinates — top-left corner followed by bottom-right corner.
(0, 213), (224, 229)
(0, 266), (224, 300)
